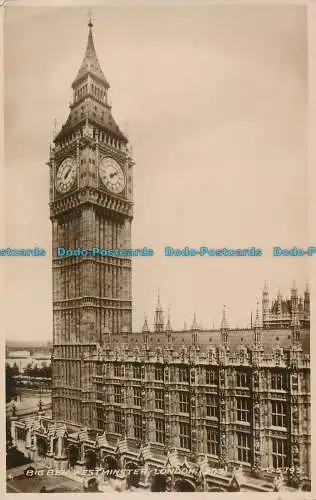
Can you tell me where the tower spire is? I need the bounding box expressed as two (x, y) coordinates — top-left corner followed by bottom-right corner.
(262, 280), (269, 326)
(154, 290), (164, 332)
(291, 280), (299, 327)
(277, 287), (282, 317)
(54, 15), (127, 146)
(72, 17), (109, 89)
(221, 304), (228, 330)
(191, 312), (199, 345)
(165, 308), (172, 332)
(304, 283), (310, 314)
(254, 300), (261, 328)
(165, 308), (172, 343)
(291, 280), (298, 298)
(253, 301), (262, 348)
(220, 304), (229, 348)
(142, 314), (150, 334)
(157, 289), (162, 309)
(191, 312), (198, 331)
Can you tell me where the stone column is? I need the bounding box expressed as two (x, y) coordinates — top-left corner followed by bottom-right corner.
(218, 354), (228, 469)
(32, 434), (37, 452)
(251, 364), (264, 477)
(25, 429), (31, 449)
(138, 463), (151, 490)
(30, 433), (37, 462)
(190, 365), (198, 460)
(10, 417), (18, 448)
(57, 436), (63, 457)
(50, 436), (54, 454)
(45, 435), (54, 468)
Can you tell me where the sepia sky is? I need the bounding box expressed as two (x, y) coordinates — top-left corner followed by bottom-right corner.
(4, 5), (309, 341)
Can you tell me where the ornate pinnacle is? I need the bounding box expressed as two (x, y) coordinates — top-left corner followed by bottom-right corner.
(165, 308), (172, 332)
(191, 312), (198, 331)
(221, 304), (228, 330)
(88, 10), (93, 29)
(142, 314), (150, 333)
(254, 301), (261, 328)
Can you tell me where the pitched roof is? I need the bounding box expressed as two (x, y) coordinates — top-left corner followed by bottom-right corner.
(271, 299), (291, 315)
(108, 327), (310, 355)
(72, 26), (109, 88)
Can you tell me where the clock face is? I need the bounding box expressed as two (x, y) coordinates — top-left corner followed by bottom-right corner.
(99, 157), (125, 194)
(56, 157), (77, 193)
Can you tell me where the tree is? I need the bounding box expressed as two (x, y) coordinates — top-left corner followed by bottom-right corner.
(32, 364), (40, 378)
(6, 418), (13, 451)
(6, 364), (17, 403)
(40, 364), (52, 379)
(12, 363), (20, 376)
(24, 363), (33, 376)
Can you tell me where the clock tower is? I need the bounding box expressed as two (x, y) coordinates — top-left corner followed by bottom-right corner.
(48, 20), (133, 425)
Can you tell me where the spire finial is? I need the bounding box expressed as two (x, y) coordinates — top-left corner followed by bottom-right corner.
(155, 288), (163, 312)
(191, 311), (198, 331)
(220, 304), (228, 347)
(221, 304), (228, 330)
(154, 288), (164, 332)
(291, 302), (301, 343)
(165, 307), (172, 333)
(254, 300), (261, 328)
(142, 313), (149, 334)
(88, 9), (93, 29)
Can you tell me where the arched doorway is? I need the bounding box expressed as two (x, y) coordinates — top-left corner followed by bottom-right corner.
(174, 478), (196, 492)
(53, 439), (58, 456)
(151, 474), (167, 492)
(126, 462), (140, 489)
(85, 449), (97, 470)
(103, 455), (119, 478)
(37, 437), (48, 458)
(68, 445), (79, 468)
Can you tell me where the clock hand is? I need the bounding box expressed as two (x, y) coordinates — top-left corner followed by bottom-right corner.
(109, 171), (117, 179)
(63, 166), (72, 180)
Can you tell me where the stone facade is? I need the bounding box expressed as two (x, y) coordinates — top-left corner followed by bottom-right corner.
(9, 20), (311, 493)
(48, 21), (133, 426)
(262, 282), (310, 329)
(12, 314), (311, 491)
